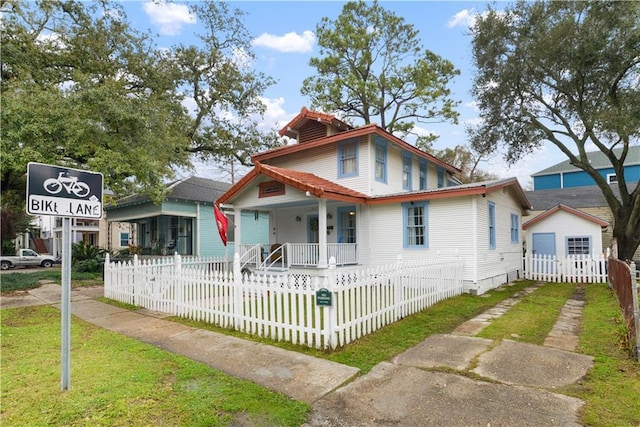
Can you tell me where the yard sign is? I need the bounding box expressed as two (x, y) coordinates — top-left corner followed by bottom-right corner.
(26, 162), (104, 392)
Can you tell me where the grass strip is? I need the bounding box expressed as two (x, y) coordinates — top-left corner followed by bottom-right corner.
(171, 280), (535, 373)
(566, 283), (640, 427)
(476, 282), (577, 344)
(1, 305), (309, 427)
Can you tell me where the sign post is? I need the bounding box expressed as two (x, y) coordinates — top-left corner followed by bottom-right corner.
(27, 163), (103, 391)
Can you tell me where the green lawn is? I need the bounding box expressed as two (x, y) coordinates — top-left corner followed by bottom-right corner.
(2, 275), (639, 426)
(1, 305), (309, 426)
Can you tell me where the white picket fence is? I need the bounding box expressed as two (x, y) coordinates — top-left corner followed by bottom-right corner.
(523, 254), (608, 283)
(104, 253), (463, 349)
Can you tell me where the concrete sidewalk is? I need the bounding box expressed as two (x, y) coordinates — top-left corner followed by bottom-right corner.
(2, 282), (594, 426)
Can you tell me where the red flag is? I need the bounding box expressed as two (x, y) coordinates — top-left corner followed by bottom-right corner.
(214, 203), (229, 246)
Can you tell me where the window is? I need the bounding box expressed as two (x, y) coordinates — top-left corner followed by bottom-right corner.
(419, 160), (427, 190)
(437, 167), (445, 188)
(338, 140), (358, 178)
(567, 237), (590, 255)
(120, 232), (129, 247)
(403, 202), (428, 248)
(510, 214), (519, 243)
(374, 141), (387, 183)
(338, 206), (357, 243)
(402, 152), (412, 190)
(488, 202), (496, 249)
(607, 173), (618, 184)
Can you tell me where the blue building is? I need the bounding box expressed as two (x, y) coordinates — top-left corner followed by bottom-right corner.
(105, 176), (269, 257)
(532, 146), (640, 190)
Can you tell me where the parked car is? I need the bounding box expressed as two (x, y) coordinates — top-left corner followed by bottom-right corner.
(0, 249), (58, 270)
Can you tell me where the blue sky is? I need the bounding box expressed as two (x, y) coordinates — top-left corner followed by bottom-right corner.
(120, 1), (568, 188)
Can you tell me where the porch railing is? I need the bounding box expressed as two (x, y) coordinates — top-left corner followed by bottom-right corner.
(238, 244), (263, 271)
(252, 242), (359, 272)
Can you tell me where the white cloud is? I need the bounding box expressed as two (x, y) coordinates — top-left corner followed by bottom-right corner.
(252, 30), (315, 53)
(143, 1), (195, 36)
(260, 97), (291, 130)
(464, 101), (479, 112)
(447, 9), (477, 29)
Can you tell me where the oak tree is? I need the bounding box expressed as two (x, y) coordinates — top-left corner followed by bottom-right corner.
(471, 0), (640, 260)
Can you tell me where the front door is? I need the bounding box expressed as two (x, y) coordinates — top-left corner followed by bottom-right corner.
(308, 215), (319, 243)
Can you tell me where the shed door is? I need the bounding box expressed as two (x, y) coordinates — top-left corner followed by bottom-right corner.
(532, 233), (556, 256)
(532, 232), (556, 274)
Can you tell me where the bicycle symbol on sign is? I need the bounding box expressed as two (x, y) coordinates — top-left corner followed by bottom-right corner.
(43, 172), (91, 198)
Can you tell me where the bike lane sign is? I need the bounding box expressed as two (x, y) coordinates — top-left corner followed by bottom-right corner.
(27, 162), (104, 219)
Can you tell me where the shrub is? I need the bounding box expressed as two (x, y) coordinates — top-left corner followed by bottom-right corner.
(73, 259), (101, 273)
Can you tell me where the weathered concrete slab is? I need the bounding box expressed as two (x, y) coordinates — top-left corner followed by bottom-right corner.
(474, 340), (594, 389)
(159, 328), (360, 404)
(393, 334), (493, 370)
(306, 362), (584, 426)
(67, 299), (359, 404)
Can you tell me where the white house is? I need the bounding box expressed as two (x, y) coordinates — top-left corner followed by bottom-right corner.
(216, 107), (532, 294)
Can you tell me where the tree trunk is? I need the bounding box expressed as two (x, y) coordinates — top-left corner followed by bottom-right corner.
(612, 215), (640, 261)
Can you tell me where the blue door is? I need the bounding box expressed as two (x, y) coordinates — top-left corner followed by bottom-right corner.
(532, 233), (556, 256)
(532, 233), (556, 274)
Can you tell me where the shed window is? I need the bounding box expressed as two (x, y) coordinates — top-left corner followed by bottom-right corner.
(567, 237), (590, 255)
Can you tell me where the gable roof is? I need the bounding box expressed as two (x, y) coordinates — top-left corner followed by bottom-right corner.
(106, 176), (231, 209)
(218, 165), (531, 210)
(257, 121), (461, 175)
(217, 163), (369, 205)
(279, 106), (354, 138)
(522, 204), (609, 230)
(532, 146), (640, 176)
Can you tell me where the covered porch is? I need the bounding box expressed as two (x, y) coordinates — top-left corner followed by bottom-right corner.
(228, 197), (361, 273)
(216, 163), (370, 272)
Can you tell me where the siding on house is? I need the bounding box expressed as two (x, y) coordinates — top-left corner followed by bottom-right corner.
(474, 189), (524, 293)
(268, 133), (449, 198)
(364, 192), (523, 295)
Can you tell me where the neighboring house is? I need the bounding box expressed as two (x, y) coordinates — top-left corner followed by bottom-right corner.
(28, 212), (130, 256)
(522, 203), (608, 259)
(532, 146), (640, 190)
(105, 176), (269, 257)
(526, 145), (640, 262)
(217, 107), (532, 295)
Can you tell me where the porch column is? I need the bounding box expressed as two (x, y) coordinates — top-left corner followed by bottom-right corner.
(234, 207), (242, 255)
(318, 198), (328, 268)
